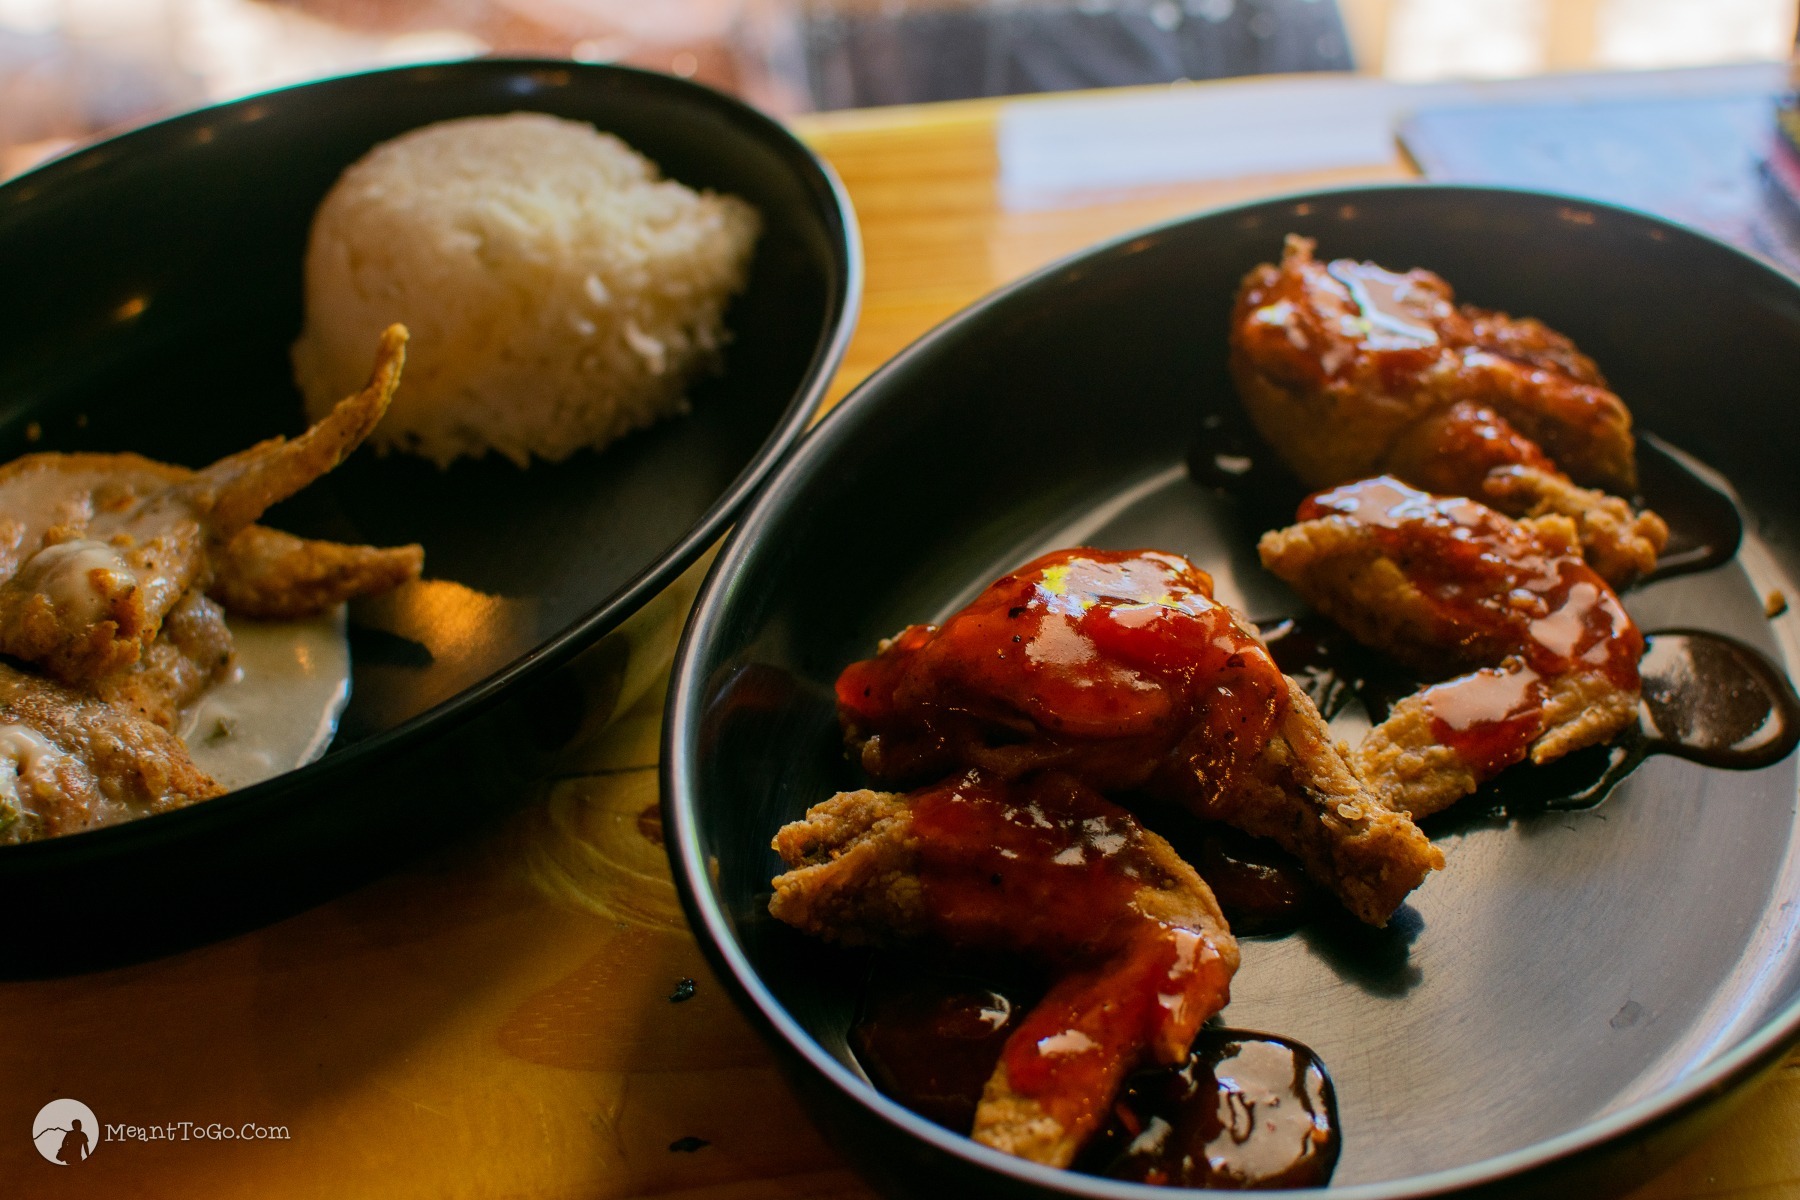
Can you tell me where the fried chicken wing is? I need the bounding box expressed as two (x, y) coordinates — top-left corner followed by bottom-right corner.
(1230, 237), (1665, 585)
(0, 456), (202, 684)
(209, 526), (424, 620)
(191, 323), (407, 536)
(0, 326), (413, 684)
(0, 661), (224, 844)
(1259, 476), (1644, 816)
(771, 771), (1237, 1169)
(838, 549), (1286, 797)
(836, 548), (1440, 924)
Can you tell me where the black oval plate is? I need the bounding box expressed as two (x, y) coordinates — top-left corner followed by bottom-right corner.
(664, 186), (1800, 1198)
(0, 59), (859, 972)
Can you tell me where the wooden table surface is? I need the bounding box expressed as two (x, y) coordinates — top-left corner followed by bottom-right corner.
(4, 78), (1800, 1200)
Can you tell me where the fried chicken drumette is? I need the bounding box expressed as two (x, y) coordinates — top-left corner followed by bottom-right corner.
(1230, 236), (1666, 587)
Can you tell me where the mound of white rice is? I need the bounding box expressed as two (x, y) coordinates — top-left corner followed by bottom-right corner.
(291, 112), (761, 467)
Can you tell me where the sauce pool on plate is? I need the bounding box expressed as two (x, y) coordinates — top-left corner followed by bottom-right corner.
(180, 609), (352, 790)
(850, 961), (1341, 1189)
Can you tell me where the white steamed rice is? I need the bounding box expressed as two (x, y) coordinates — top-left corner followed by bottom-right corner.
(291, 112), (760, 467)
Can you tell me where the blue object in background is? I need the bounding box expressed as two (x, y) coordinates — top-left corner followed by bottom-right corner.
(1402, 91), (1800, 276)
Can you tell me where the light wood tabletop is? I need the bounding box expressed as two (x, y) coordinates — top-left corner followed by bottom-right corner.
(4, 74), (1799, 1200)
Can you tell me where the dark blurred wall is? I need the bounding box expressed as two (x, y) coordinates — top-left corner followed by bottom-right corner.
(797, 0), (1353, 109)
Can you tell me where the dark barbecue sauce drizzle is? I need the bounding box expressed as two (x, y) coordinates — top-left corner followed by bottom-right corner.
(850, 956), (1026, 1134)
(1128, 797), (1318, 936)
(1264, 615), (1800, 813)
(1635, 434), (1743, 582)
(1076, 1028), (1339, 1189)
(1198, 830), (1317, 937)
(850, 958), (1340, 1189)
(1639, 630), (1800, 769)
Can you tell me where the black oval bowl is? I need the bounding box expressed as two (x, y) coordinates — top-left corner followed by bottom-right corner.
(664, 185), (1800, 1198)
(0, 59), (859, 974)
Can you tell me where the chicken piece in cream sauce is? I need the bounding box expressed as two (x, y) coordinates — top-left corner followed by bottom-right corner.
(0, 326), (420, 844)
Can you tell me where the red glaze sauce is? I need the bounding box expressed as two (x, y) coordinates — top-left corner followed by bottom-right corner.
(1324, 258), (1443, 350)
(906, 772), (1234, 1139)
(1383, 400), (1561, 499)
(1000, 928), (1221, 1136)
(1415, 666), (1547, 777)
(1236, 252), (1447, 395)
(836, 548), (1287, 805)
(1299, 476), (1643, 772)
(852, 980), (1342, 1189)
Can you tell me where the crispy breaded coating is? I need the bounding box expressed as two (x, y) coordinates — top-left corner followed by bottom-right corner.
(210, 526), (423, 620)
(1533, 662), (1641, 762)
(0, 481), (203, 684)
(1378, 401), (1666, 588)
(93, 590), (235, 730)
(1230, 237), (1665, 586)
(1259, 517), (1485, 677)
(1231, 235), (1639, 493)
(1480, 465), (1667, 589)
(1355, 665), (1639, 817)
(975, 1060), (1071, 1164)
(0, 661), (224, 844)
(834, 547), (1439, 926)
(1218, 680), (1444, 922)
(199, 325), (408, 535)
(769, 789), (926, 944)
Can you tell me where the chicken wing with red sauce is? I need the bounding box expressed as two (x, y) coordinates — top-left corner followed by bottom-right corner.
(1259, 476), (1644, 816)
(770, 770), (1237, 1169)
(1230, 237), (1665, 586)
(836, 547), (1440, 924)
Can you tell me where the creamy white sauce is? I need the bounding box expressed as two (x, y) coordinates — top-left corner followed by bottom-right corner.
(19, 539), (133, 622)
(0, 722), (72, 808)
(179, 608), (352, 791)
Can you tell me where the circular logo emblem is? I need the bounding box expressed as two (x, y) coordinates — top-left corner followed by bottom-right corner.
(32, 1099), (98, 1165)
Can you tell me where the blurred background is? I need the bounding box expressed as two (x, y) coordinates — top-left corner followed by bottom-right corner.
(1, 0), (1796, 177)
